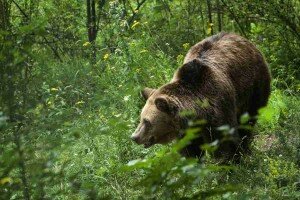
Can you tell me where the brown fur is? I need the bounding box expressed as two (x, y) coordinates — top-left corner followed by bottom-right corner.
(132, 32), (271, 161)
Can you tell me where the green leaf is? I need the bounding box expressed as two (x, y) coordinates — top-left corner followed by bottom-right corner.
(240, 113), (250, 124)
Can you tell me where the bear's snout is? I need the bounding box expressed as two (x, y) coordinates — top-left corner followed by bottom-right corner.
(131, 123), (147, 144)
(131, 134), (141, 144)
(131, 130), (155, 148)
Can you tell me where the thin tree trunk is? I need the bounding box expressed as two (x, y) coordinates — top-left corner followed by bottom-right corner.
(1, 2), (31, 199)
(0, 0), (10, 97)
(87, 0), (97, 65)
(199, 1), (206, 35)
(206, 0), (213, 35)
(0, 0), (10, 28)
(91, 0), (96, 63)
(216, 0), (222, 32)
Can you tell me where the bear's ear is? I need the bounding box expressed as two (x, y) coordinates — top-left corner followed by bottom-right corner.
(141, 87), (156, 100)
(176, 59), (210, 86)
(155, 97), (178, 115)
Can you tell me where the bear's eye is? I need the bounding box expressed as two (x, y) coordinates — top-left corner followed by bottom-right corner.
(143, 119), (151, 128)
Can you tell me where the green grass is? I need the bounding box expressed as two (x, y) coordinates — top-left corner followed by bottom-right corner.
(24, 54), (299, 199)
(1, 1), (300, 199)
(1, 33), (300, 199)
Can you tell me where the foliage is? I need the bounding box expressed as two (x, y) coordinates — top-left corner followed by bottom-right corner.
(123, 125), (238, 199)
(0, 0), (300, 199)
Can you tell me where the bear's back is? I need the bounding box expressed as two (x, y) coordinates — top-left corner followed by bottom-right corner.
(182, 32), (271, 111)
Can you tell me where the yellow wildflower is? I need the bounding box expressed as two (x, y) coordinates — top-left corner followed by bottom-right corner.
(50, 88), (58, 92)
(177, 54), (184, 64)
(0, 177), (12, 185)
(182, 43), (190, 50)
(103, 53), (109, 60)
(83, 42), (91, 47)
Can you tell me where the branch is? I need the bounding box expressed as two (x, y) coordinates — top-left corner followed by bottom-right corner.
(220, 0), (247, 38)
(11, 0), (62, 61)
(127, 0), (147, 26)
(273, 6), (300, 40)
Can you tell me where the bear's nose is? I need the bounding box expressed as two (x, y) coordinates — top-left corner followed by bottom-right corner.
(131, 135), (140, 143)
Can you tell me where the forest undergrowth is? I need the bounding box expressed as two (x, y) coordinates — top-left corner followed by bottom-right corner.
(1, 1), (300, 199)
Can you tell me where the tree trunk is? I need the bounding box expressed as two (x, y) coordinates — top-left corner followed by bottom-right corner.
(87, 0), (97, 65)
(206, 0), (213, 35)
(0, 1), (31, 199)
(199, 1), (206, 35)
(216, 0), (222, 32)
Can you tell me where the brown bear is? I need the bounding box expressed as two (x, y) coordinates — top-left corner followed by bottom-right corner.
(131, 32), (271, 161)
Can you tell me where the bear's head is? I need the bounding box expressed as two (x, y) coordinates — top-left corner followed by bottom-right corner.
(131, 87), (181, 148)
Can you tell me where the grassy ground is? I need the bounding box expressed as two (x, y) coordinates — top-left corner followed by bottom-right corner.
(1, 1), (300, 198)
(31, 52), (300, 199)
(2, 33), (299, 199)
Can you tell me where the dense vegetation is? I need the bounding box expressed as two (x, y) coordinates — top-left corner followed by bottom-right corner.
(1, 0), (300, 199)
